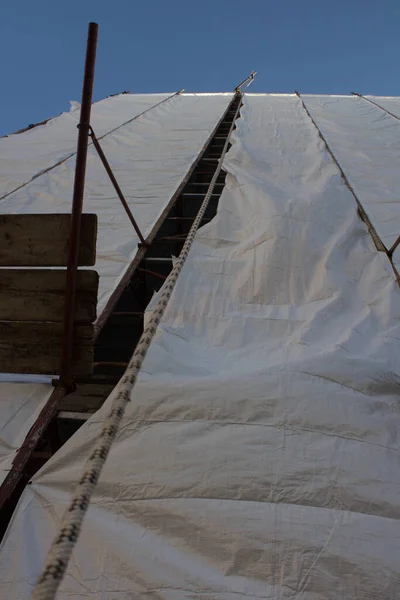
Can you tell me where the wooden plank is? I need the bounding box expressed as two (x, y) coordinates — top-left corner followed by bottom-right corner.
(0, 322), (93, 375)
(0, 269), (98, 322)
(0, 213), (97, 266)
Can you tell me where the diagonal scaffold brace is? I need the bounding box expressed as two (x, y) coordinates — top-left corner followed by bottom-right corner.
(89, 126), (148, 246)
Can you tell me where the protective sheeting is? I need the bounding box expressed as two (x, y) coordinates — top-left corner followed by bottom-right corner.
(301, 94), (400, 256)
(2, 93), (400, 599)
(0, 94), (172, 197)
(0, 382), (52, 485)
(0, 93), (232, 314)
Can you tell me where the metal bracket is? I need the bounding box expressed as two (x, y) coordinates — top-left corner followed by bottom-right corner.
(234, 71), (257, 93)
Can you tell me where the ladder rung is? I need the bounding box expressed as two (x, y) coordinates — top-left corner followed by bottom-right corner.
(145, 257), (173, 262)
(184, 182), (225, 186)
(181, 193), (220, 197)
(58, 411), (93, 422)
(193, 171), (225, 175)
(167, 217), (211, 221)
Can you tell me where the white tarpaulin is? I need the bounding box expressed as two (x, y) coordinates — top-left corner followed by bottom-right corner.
(1, 93), (400, 599)
(0, 94), (172, 197)
(0, 381), (52, 485)
(0, 93), (233, 314)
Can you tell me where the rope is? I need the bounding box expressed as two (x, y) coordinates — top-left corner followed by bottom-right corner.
(351, 92), (400, 122)
(351, 92), (400, 255)
(295, 90), (400, 285)
(31, 93), (242, 600)
(294, 90), (386, 254)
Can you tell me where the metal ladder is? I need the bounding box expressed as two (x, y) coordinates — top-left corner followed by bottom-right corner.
(56, 94), (243, 442)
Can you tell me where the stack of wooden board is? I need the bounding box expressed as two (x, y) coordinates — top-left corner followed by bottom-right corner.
(0, 214), (98, 376)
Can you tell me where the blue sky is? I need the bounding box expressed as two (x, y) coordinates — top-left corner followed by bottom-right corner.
(0, 0), (399, 136)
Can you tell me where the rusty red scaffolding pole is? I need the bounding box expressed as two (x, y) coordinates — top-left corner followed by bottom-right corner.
(89, 127), (147, 245)
(59, 22), (98, 389)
